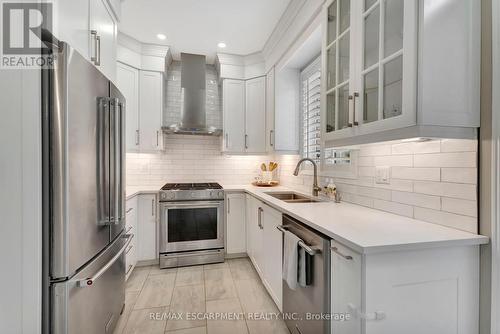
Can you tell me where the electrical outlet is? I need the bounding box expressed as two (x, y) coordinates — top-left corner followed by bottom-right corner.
(375, 166), (391, 184)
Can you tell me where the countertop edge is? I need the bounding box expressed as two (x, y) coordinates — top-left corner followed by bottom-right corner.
(127, 185), (489, 254)
(224, 186), (489, 254)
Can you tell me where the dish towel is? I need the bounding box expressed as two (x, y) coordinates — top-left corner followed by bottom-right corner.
(283, 230), (300, 290)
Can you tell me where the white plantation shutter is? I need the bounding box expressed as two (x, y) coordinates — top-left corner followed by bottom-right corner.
(301, 57), (322, 164)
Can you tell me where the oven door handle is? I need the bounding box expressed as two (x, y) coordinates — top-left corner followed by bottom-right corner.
(161, 201), (224, 208)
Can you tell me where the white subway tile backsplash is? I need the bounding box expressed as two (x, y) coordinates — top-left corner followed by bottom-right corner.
(391, 140), (441, 155)
(441, 168), (477, 184)
(358, 156), (375, 166)
(373, 178), (414, 192)
(275, 138), (478, 233)
(441, 198), (477, 217)
(373, 155), (413, 167)
(373, 199), (414, 218)
(414, 152), (477, 168)
(391, 191), (441, 210)
(441, 139), (478, 152)
(126, 135), (267, 187)
(391, 167), (440, 181)
(128, 137), (479, 234)
(414, 181), (476, 200)
(359, 144), (392, 156)
(414, 207), (477, 233)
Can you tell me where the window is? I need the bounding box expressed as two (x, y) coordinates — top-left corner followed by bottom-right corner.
(301, 57), (322, 164)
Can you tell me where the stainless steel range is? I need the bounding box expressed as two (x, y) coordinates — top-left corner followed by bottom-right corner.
(159, 183), (225, 268)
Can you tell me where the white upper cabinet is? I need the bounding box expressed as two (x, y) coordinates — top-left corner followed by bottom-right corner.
(266, 68), (276, 152)
(56, 0), (90, 58)
(117, 62), (140, 152)
(223, 79), (246, 153)
(139, 71), (164, 152)
(89, 0), (117, 82)
(321, 0), (478, 146)
(222, 77), (267, 154)
(245, 77), (267, 153)
(275, 68), (301, 152)
(56, 0), (118, 82)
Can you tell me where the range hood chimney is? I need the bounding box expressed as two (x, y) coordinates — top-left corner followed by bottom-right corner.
(163, 53), (221, 135)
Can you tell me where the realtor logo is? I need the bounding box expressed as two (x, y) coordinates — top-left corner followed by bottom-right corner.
(1, 1), (54, 68)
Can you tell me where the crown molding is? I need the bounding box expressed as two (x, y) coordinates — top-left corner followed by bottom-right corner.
(118, 32), (170, 57)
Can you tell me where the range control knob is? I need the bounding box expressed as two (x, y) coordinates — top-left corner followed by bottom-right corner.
(191, 192), (196, 198)
(167, 192), (175, 200)
(218, 191), (224, 198)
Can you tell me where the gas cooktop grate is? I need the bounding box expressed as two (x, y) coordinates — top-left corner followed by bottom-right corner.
(161, 183), (223, 191)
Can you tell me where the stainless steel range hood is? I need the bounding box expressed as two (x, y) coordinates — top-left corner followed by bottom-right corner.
(163, 53), (221, 135)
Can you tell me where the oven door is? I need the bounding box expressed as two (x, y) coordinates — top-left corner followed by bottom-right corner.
(159, 200), (225, 253)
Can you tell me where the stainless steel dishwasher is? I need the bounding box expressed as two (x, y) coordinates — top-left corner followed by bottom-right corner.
(279, 214), (331, 334)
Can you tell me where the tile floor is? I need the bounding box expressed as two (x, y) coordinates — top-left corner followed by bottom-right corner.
(114, 258), (290, 334)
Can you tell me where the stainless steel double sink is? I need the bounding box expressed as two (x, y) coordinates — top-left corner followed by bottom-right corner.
(264, 192), (323, 203)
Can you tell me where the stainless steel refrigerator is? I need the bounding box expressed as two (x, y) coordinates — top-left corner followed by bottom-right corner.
(41, 35), (130, 334)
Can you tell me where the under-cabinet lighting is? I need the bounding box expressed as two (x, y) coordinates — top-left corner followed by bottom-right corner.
(217, 42), (227, 48)
(400, 137), (432, 143)
(157, 34), (166, 40)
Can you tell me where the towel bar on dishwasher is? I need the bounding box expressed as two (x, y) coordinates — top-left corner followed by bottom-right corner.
(276, 225), (320, 255)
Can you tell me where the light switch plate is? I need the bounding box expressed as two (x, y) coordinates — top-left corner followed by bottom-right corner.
(375, 166), (391, 184)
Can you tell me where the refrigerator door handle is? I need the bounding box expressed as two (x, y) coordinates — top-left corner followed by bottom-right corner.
(97, 97), (111, 225)
(118, 100), (125, 221)
(76, 234), (133, 287)
(112, 98), (123, 224)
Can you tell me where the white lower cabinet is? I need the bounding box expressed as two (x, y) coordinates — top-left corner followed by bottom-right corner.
(244, 195), (283, 311)
(331, 240), (481, 334)
(137, 194), (158, 262)
(125, 196), (138, 280)
(225, 193), (246, 255)
(245, 194), (257, 261)
(261, 203), (283, 311)
(331, 240), (362, 334)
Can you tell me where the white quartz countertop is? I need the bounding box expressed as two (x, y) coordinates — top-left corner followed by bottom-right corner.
(223, 185), (489, 254)
(126, 184), (488, 254)
(126, 186), (160, 200)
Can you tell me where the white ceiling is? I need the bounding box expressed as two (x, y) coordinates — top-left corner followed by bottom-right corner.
(119, 0), (292, 63)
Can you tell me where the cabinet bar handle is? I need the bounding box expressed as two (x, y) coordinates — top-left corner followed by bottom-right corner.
(258, 207), (263, 229)
(90, 30), (98, 64)
(126, 207), (133, 214)
(353, 92), (359, 126)
(227, 198), (231, 214)
(225, 133), (229, 149)
(135, 130), (140, 145)
(95, 35), (101, 66)
(270, 130), (274, 147)
(331, 246), (353, 260)
(156, 131), (159, 146)
(151, 199), (154, 216)
(245, 134), (248, 149)
(347, 95), (354, 127)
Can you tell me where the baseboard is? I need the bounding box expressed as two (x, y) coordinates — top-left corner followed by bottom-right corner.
(136, 259), (159, 267)
(225, 252), (248, 259)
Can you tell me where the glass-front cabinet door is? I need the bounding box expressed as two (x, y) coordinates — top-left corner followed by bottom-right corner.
(321, 0), (417, 142)
(356, 0), (417, 136)
(322, 0), (357, 140)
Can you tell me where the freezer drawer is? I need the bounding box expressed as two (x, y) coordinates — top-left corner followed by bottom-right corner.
(51, 233), (132, 334)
